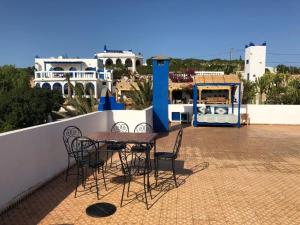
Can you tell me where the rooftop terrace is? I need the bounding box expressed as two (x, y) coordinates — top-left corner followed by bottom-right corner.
(1, 124), (300, 224)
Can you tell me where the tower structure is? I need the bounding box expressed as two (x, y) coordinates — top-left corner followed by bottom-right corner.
(244, 42), (266, 81)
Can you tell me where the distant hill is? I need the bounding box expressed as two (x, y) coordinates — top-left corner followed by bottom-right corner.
(138, 58), (244, 75)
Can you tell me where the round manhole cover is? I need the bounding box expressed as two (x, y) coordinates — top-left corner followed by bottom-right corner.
(86, 202), (117, 217)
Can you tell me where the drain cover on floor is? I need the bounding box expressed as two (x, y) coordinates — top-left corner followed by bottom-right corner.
(86, 202), (117, 217)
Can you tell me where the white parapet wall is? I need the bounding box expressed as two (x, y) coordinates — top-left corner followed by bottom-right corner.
(244, 105), (300, 125)
(169, 104), (300, 125)
(0, 108), (153, 212)
(107, 106), (153, 132)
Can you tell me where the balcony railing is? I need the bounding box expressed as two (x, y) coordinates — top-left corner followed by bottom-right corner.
(35, 71), (112, 81)
(35, 71), (96, 80)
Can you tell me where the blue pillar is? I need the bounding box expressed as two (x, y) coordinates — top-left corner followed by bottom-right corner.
(152, 56), (170, 133)
(237, 83), (241, 128)
(193, 85), (198, 127)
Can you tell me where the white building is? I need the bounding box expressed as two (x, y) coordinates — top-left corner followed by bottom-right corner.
(34, 57), (113, 99)
(95, 45), (143, 72)
(244, 42), (266, 81)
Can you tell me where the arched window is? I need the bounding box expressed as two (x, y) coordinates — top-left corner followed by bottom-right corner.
(85, 67), (96, 71)
(42, 83), (51, 90)
(116, 58), (122, 66)
(85, 83), (95, 95)
(53, 67), (63, 71)
(53, 83), (62, 93)
(64, 83), (73, 95)
(125, 58), (132, 67)
(75, 83), (84, 95)
(35, 83), (41, 88)
(105, 58), (113, 66)
(136, 60), (141, 67)
(69, 67), (77, 71)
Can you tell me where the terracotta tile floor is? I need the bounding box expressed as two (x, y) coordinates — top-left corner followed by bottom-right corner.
(1, 125), (300, 225)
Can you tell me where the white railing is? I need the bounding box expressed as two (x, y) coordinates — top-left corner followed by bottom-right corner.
(35, 71), (97, 80)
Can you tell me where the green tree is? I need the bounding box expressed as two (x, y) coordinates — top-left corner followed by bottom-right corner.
(255, 75), (270, 104)
(127, 79), (153, 110)
(111, 64), (131, 79)
(242, 79), (257, 104)
(63, 85), (97, 116)
(283, 79), (300, 104)
(0, 65), (64, 132)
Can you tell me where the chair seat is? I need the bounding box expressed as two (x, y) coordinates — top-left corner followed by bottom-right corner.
(107, 143), (126, 151)
(131, 144), (149, 153)
(154, 152), (176, 160)
(88, 159), (105, 169)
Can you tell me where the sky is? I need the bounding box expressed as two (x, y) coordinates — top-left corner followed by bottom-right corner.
(0, 0), (300, 67)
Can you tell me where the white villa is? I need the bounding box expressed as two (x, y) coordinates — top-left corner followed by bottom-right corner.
(95, 45), (144, 72)
(34, 46), (144, 98)
(34, 57), (113, 99)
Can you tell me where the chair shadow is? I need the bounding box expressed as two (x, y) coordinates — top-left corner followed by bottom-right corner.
(117, 160), (209, 210)
(146, 160), (209, 209)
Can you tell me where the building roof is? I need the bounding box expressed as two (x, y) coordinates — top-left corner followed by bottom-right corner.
(194, 74), (240, 84)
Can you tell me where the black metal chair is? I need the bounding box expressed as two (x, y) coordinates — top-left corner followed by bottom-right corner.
(106, 122), (129, 168)
(154, 126), (183, 188)
(71, 136), (107, 200)
(118, 147), (150, 209)
(131, 123), (153, 172)
(63, 126), (82, 182)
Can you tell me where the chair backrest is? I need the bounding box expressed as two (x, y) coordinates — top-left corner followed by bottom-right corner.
(63, 126), (82, 155)
(118, 147), (137, 176)
(134, 123), (153, 133)
(173, 127), (183, 158)
(111, 122), (129, 133)
(71, 136), (98, 164)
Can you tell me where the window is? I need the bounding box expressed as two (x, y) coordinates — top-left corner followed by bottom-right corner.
(247, 73), (250, 80)
(246, 60), (249, 64)
(102, 82), (107, 85)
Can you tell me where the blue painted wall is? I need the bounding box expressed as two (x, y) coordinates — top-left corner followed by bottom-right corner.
(98, 87), (124, 111)
(152, 58), (170, 132)
(98, 96), (124, 111)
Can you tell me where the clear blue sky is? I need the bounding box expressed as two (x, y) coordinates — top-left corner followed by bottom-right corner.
(0, 0), (300, 67)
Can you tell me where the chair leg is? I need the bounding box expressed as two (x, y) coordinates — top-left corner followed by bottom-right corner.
(105, 151), (109, 172)
(143, 164), (149, 209)
(75, 165), (80, 198)
(81, 167), (85, 189)
(171, 159), (178, 188)
(127, 175), (131, 197)
(120, 176), (126, 207)
(65, 157), (70, 182)
(93, 168), (99, 200)
(110, 151), (113, 168)
(155, 158), (159, 187)
(102, 166), (108, 191)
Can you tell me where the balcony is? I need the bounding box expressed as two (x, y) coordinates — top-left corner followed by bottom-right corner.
(35, 71), (112, 81)
(0, 108), (300, 224)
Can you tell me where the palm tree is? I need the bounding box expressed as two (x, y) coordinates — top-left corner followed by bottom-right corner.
(64, 73), (73, 98)
(63, 85), (97, 116)
(255, 75), (270, 104)
(127, 79), (152, 109)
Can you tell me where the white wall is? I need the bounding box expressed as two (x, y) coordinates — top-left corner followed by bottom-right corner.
(0, 108), (152, 212)
(106, 106), (153, 132)
(242, 105), (300, 124)
(169, 104), (300, 125)
(244, 45), (266, 81)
